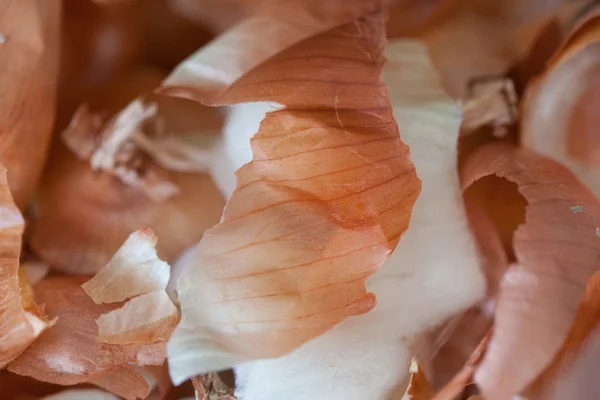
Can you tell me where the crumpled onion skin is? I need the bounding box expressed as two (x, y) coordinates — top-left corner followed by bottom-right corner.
(521, 8), (600, 198)
(7, 277), (165, 399)
(0, 0), (61, 208)
(166, 13), (421, 384)
(0, 168), (48, 367)
(462, 143), (600, 400)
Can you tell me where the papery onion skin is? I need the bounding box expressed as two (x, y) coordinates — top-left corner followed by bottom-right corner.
(0, 0), (61, 208)
(82, 228), (171, 304)
(462, 143), (600, 400)
(82, 229), (179, 346)
(7, 276), (164, 397)
(167, 13), (421, 384)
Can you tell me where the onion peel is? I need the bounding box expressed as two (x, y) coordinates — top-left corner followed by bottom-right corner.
(166, 13), (421, 383)
(462, 143), (600, 400)
(7, 277), (165, 397)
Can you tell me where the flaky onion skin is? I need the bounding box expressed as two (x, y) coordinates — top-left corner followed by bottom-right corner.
(28, 141), (224, 274)
(0, 0), (61, 208)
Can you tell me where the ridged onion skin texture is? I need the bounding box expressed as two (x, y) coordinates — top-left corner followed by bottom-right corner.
(166, 14), (423, 384)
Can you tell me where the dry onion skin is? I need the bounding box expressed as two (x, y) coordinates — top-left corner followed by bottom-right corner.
(0, 0), (61, 208)
(165, 13), (422, 384)
(462, 143), (600, 400)
(0, 167), (48, 367)
(82, 228), (179, 345)
(195, 38), (483, 400)
(7, 277), (165, 400)
(5, 1), (600, 399)
(82, 228), (171, 304)
(522, 7), (600, 198)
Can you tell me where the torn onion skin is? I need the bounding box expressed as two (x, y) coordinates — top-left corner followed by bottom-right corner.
(80, 228), (179, 347)
(0, 167), (48, 367)
(0, 0), (61, 208)
(7, 276), (165, 397)
(461, 143), (600, 400)
(82, 228), (171, 305)
(166, 13), (421, 383)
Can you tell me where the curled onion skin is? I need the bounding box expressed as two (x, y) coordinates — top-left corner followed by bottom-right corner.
(462, 143), (600, 400)
(166, 13), (421, 384)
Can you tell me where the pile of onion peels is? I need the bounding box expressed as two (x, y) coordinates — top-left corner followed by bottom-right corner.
(2, 0), (600, 399)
